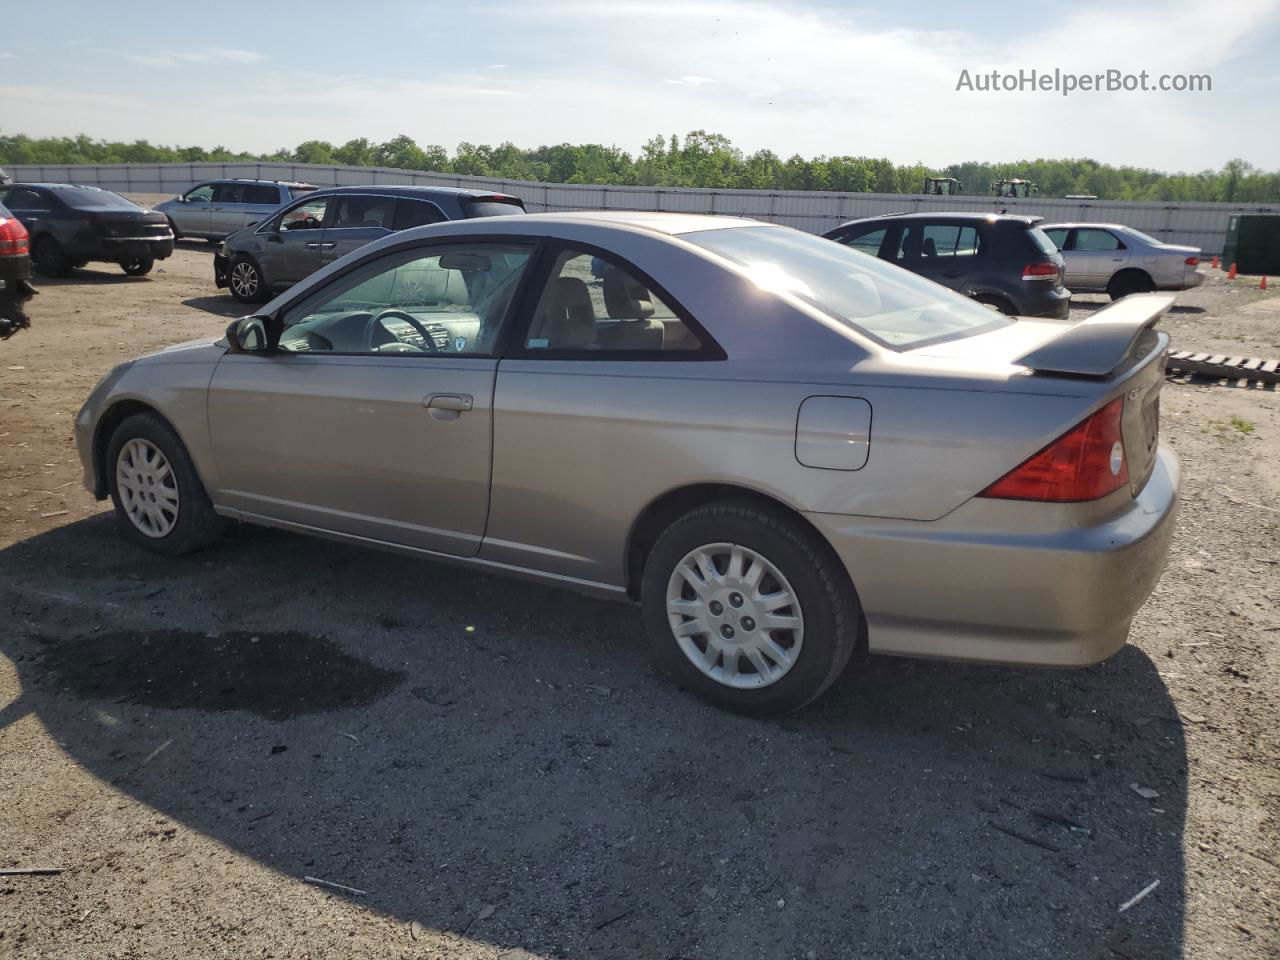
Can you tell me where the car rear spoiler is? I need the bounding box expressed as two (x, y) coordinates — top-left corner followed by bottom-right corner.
(1016, 293), (1175, 376)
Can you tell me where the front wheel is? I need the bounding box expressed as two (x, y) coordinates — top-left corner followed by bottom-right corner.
(641, 501), (861, 715)
(228, 256), (267, 303)
(120, 254), (154, 276)
(106, 413), (226, 556)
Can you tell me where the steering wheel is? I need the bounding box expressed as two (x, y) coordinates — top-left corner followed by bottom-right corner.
(362, 308), (440, 353)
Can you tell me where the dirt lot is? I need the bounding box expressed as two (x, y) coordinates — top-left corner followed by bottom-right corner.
(1, 244), (1277, 960)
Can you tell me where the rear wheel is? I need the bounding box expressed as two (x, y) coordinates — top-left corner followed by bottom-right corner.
(32, 235), (72, 278)
(228, 256), (267, 303)
(641, 501), (860, 715)
(106, 413), (226, 556)
(120, 254), (154, 276)
(1107, 270), (1154, 300)
(974, 294), (1017, 315)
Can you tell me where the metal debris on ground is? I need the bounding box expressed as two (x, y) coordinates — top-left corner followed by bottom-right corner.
(1129, 783), (1160, 800)
(303, 875), (368, 896)
(1166, 351), (1280, 386)
(1118, 878), (1161, 913)
(989, 821), (1062, 853)
(0, 867), (64, 876)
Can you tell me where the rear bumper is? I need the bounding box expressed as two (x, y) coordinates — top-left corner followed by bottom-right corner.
(76, 236), (174, 261)
(807, 446), (1180, 667)
(1019, 286), (1071, 319)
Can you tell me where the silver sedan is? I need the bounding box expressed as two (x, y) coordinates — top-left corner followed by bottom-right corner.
(1041, 222), (1205, 299)
(75, 212), (1179, 714)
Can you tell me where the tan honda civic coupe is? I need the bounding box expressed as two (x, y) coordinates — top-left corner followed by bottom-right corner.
(75, 212), (1179, 714)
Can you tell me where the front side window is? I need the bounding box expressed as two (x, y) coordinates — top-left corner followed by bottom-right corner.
(185, 184), (214, 203)
(685, 225), (1008, 350)
(278, 196), (330, 231)
(277, 243), (533, 356)
(524, 249), (702, 353)
(1075, 229), (1124, 251)
(329, 194), (396, 230)
(920, 224), (981, 258)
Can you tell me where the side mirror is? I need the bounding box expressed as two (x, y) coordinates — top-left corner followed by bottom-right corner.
(225, 316), (271, 354)
(175, 195), (185, 202)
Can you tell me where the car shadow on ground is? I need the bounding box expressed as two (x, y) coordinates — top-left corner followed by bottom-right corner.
(30, 268), (151, 287)
(1071, 299), (1206, 315)
(181, 295), (243, 318)
(0, 516), (1188, 959)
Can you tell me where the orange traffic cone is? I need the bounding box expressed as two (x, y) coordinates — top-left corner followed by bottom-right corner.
(1211, 255), (1220, 269)
(1262, 276), (1269, 290)
(1228, 262), (1238, 279)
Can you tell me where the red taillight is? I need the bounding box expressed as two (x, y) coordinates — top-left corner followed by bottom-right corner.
(1022, 261), (1059, 281)
(1185, 256), (1199, 266)
(980, 397), (1129, 502)
(0, 216), (29, 256)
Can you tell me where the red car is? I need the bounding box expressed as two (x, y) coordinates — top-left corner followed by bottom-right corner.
(0, 201), (35, 339)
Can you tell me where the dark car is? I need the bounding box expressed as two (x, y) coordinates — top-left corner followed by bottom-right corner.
(0, 183), (174, 277)
(823, 213), (1069, 318)
(214, 185), (527, 303)
(0, 201), (35, 338)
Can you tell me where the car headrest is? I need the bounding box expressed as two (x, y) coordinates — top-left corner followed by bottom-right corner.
(603, 267), (655, 320)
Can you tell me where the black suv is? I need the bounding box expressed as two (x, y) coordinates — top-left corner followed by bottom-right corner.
(0, 183), (175, 277)
(823, 213), (1069, 318)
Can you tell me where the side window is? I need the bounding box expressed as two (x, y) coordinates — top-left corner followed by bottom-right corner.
(1075, 229), (1124, 251)
(920, 224), (981, 258)
(243, 184), (282, 205)
(838, 227), (888, 257)
(524, 248), (701, 354)
(184, 184), (214, 203)
(277, 243), (533, 356)
(329, 194), (396, 230)
(891, 224), (924, 261)
(2, 188), (45, 211)
(212, 183), (247, 204)
(278, 196), (330, 231)
(394, 199), (446, 230)
(1042, 228), (1069, 250)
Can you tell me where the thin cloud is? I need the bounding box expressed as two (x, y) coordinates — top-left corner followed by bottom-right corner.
(127, 48), (265, 68)
(0, 52), (16, 60)
(667, 75), (715, 87)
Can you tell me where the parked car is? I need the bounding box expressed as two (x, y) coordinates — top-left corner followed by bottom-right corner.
(0, 183), (174, 277)
(823, 212), (1070, 318)
(0, 201), (35, 339)
(1040, 222), (1204, 299)
(76, 212), (1178, 715)
(214, 185), (527, 303)
(154, 179), (316, 241)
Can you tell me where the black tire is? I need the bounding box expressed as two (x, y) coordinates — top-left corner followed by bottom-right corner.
(32, 235), (72, 278)
(974, 294), (1017, 315)
(228, 255), (267, 303)
(641, 500), (861, 715)
(1107, 270), (1154, 301)
(121, 255), (154, 277)
(166, 217), (182, 241)
(106, 412), (226, 556)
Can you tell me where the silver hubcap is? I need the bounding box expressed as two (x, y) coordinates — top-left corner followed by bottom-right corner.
(116, 438), (179, 538)
(666, 542), (804, 689)
(231, 261), (258, 297)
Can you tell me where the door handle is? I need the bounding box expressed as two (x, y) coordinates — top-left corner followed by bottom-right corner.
(1112, 257), (1124, 261)
(941, 271), (964, 278)
(423, 393), (473, 412)
(320, 242), (336, 249)
(305, 242), (322, 248)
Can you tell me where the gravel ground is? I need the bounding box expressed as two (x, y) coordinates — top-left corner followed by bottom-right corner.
(0, 246), (1277, 960)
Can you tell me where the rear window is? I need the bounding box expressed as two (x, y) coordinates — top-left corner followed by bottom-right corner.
(466, 196), (526, 218)
(53, 187), (137, 210)
(1028, 227), (1059, 256)
(685, 225), (1009, 350)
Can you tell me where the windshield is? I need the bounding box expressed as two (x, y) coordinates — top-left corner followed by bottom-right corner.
(53, 187), (138, 210)
(684, 225), (1011, 349)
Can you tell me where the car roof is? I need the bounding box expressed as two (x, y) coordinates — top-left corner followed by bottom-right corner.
(509, 210), (762, 235)
(833, 211), (1043, 228)
(1039, 222), (1132, 231)
(10, 182), (116, 191)
(308, 184), (523, 200)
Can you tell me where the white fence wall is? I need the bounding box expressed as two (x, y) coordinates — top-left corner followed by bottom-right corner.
(9, 161), (1280, 254)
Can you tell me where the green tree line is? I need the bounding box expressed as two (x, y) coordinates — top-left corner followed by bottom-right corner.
(3, 130), (1277, 203)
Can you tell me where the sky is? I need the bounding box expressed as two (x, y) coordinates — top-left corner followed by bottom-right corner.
(2, 0), (1278, 172)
